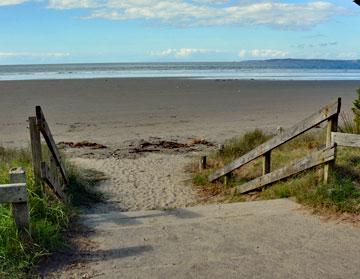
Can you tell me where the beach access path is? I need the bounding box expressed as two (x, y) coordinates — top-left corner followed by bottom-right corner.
(2, 78), (360, 278)
(43, 199), (360, 278)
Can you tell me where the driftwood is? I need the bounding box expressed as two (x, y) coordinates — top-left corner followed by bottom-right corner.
(58, 141), (107, 149)
(129, 139), (214, 154)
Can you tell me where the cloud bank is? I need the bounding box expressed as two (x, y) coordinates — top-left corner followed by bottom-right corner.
(2, 0), (348, 29)
(0, 51), (70, 58)
(0, 0), (27, 6)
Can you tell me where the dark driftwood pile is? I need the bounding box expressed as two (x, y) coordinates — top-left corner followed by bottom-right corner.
(57, 141), (107, 149)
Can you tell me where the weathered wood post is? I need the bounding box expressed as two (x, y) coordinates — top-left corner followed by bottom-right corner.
(199, 156), (207, 171)
(324, 98), (341, 184)
(262, 151), (271, 176)
(9, 168), (30, 233)
(29, 116), (42, 190)
(224, 173), (232, 186)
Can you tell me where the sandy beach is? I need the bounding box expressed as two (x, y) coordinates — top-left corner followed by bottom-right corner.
(1, 78), (359, 210)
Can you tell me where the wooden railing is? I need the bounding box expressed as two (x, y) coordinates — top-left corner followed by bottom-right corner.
(208, 98), (342, 194)
(29, 106), (68, 201)
(331, 132), (360, 147)
(0, 168), (30, 232)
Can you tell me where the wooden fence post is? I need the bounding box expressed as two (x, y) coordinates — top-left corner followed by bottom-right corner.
(29, 116), (42, 189)
(9, 168), (30, 233)
(324, 113), (339, 184)
(199, 156), (207, 171)
(262, 151), (271, 176)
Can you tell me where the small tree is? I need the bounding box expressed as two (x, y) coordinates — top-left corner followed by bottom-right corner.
(352, 88), (360, 129)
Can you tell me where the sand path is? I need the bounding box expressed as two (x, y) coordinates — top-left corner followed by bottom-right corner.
(71, 153), (198, 212)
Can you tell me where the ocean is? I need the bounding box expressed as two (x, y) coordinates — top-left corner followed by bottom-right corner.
(0, 59), (360, 81)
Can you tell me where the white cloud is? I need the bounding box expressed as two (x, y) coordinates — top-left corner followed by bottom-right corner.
(0, 51), (71, 58)
(150, 48), (217, 57)
(46, 0), (348, 29)
(0, 0), (27, 6)
(251, 48), (288, 58)
(48, 0), (99, 10)
(238, 49), (247, 57)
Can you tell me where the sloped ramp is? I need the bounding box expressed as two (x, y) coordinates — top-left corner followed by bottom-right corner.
(57, 200), (359, 278)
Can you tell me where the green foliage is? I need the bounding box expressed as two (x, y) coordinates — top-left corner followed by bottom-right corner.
(339, 112), (360, 134)
(213, 129), (271, 162)
(352, 88), (360, 128)
(193, 174), (208, 186)
(0, 146), (104, 277)
(341, 88), (360, 134)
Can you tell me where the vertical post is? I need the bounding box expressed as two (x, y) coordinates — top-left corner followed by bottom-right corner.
(262, 151), (271, 176)
(224, 173), (231, 186)
(199, 156), (207, 171)
(29, 117), (43, 191)
(9, 168), (30, 233)
(324, 105), (340, 183)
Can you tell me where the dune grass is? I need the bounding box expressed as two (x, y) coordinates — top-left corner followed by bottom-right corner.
(0, 146), (104, 278)
(191, 129), (360, 214)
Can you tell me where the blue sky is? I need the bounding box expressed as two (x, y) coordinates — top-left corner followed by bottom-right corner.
(0, 0), (359, 64)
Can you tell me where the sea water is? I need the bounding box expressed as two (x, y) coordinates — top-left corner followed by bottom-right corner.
(0, 60), (359, 81)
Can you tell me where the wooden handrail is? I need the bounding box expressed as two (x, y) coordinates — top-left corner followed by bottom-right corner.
(331, 132), (360, 147)
(36, 106), (69, 185)
(237, 145), (336, 194)
(0, 168), (30, 232)
(208, 98), (341, 182)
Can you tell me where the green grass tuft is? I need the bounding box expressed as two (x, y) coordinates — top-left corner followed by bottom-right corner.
(0, 146), (105, 278)
(212, 129), (271, 163)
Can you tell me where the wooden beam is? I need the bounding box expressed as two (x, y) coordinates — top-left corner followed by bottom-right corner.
(9, 168), (30, 232)
(36, 106), (69, 185)
(209, 98), (341, 182)
(29, 116), (43, 187)
(237, 145), (336, 194)
(324, 115), (339, 184)
(0, 183), (27, 203)
(331, 132), (360, 148)
(41, 161), (68, 202)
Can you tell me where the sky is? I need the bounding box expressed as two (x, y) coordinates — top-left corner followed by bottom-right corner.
(0, 0), (359, 64)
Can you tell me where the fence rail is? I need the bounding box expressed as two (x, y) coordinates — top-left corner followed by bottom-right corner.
(331, 132), (360, 148)
(29, 106), (69, 202)
(209, 98), (341, 182)
(208, 98), (342, 193)
(237, 145), (336, 194)
(0, 168), (30, 232)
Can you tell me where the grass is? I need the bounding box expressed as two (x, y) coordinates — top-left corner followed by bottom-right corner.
(191, 128), (360, 215)
(0, 146), (105, 278)
(338, 112), (360, 134)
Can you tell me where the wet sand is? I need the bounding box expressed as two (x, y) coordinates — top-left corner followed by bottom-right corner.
(0, 78), (359, 147)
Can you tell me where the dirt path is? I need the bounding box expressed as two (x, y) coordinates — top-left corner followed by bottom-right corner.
(43, 199), (360, 278)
